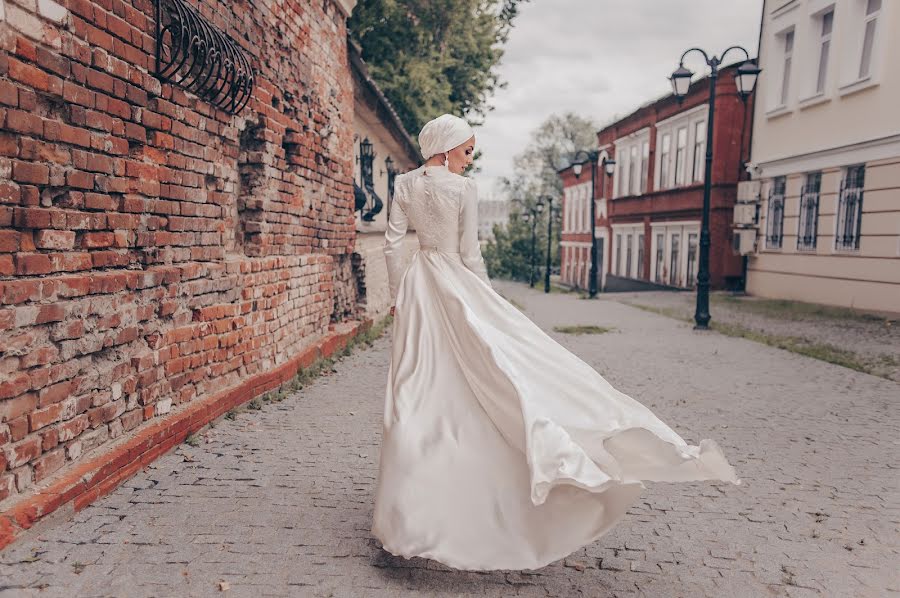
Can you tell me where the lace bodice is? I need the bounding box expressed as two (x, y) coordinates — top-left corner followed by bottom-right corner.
(383, 165), (491, 302)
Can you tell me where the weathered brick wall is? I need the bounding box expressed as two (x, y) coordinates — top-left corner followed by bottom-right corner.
(0, 0), (359, 504)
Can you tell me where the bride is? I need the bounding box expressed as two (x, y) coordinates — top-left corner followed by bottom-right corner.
(372, 114), (739, 572)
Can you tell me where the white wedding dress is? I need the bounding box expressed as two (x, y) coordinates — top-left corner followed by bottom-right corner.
(372, 164), (739, 571)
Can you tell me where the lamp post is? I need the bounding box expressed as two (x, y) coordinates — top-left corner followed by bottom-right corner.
(544, 200), (561, 293)
(669, 48), (760, 330)
(516, 198), (545, 287)
(569, 151), (615, 297)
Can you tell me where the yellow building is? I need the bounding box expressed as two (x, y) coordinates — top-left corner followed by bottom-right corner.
(349, 41), (422, 318)
(746, 0), (899, 313)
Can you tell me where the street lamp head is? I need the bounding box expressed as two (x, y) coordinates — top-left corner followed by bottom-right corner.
(669, 64), (693, 100)
(536, 201), (545, 213)
(572, 162), (584, 178)
(360, 137), (374, 159)
(735, 59), (762, 100)
(384, 155), (394, 173)
(603, 158), (616, 177)
(522, 212), (531, 223)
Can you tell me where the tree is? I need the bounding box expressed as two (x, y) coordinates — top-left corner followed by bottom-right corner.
(348, 0), (529, 135)
(485, 112), (597, 283)
(503, 111), (600, 201)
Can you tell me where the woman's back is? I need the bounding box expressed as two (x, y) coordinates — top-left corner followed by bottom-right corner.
(383, 165), (491, 303)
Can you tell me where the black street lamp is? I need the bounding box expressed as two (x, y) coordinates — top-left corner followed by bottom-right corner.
(516, 198), (545, 287)
(569, 151), (615, 297)
(544, 199), (561, 293)
(669, 47), (760, 330)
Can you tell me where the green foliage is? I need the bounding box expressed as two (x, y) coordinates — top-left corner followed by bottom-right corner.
(349, 0), (529, 134)
(483, 211), (559, 283)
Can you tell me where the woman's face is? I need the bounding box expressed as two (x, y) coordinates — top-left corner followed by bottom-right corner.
(446, 136), (476, 175)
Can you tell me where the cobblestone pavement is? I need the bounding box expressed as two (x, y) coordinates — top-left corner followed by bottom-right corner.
(1, 281), (897, 598)
(607, 290), (900, 382)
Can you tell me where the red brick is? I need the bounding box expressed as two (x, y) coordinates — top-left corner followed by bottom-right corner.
(49, 252), (92, 272)
(35, 46), (71, 78)
(0, 230), (19, 252)
(5, 110), (42, 135)
(36, 304), (65, 324)
(38, 380), (74, 408)
(13, 207), (52, 229)
(0, 386), (36, 417)
(32, 448), (66, 482)
(66, 170), (94, 189)
(8, 416), (30, 442)
(55, 413), (89, 442)
(12, 161), (49, 185)
(0, 279), (41, 304)
(29, 402), (65, 431)
(34, 230), (75, 250)
(84, 193), (116, 211)
(80, 232), (113, 248)
(3, 435), (42, 469)
(15, 253), (53, 275)
(0, 256), (13, 276)
(7, 58), (50, 91)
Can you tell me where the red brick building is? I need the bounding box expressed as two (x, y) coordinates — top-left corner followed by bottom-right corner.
(559, 63), (753, 291)
(0, 0), (363, 526)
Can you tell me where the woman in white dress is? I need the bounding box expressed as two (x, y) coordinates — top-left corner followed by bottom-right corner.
(372, 114), (739, 572)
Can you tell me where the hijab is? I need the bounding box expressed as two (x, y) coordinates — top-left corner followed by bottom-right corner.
(417, 114), (474, 161)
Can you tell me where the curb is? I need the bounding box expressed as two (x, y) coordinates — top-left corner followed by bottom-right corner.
(0, 318), (373, 550)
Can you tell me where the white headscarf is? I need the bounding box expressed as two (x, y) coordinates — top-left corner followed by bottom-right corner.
(418, 114), (474, 161)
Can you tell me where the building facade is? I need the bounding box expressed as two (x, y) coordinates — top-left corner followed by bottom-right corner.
(349, 42), (421, 318)
(745, 0), (899, 313)
(559, 64), (753, 292)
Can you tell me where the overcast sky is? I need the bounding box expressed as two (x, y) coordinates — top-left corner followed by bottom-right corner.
(472, 0), (764, 197)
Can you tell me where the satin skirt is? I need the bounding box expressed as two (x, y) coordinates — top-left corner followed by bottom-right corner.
(372, 248), (739, 571)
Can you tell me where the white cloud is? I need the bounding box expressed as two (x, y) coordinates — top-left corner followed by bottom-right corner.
(472, 0), (764, 195)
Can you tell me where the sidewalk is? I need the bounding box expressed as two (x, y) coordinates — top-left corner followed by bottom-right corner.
(607, 290), (900, 382)
(1, 281), (897, 597)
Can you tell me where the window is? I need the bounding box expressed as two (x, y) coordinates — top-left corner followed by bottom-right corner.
(859, 0), (881, 79)
(625, 234), (633, 277)
(836, 165), (865, 251)
(615, 234), (622, 274)
(674, 127), (687, 185)
(766, 176), (786, 249)
(629, 145), (638, 195)
(637, 233), (645, 279)
(692, 121), (705, 182)
(798, 172), (821, 251)
(654, 233), (664, 283)
(669, 234), (681, 286)
(640, 141), (649, 193)
(816, 10), (834, 94)
(659, 133), (671, 188)
(780, 29), (794, 106)
(687, 233), (698, 288)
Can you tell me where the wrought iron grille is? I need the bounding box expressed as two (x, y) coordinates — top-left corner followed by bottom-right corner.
(155, 0), (255, 115)
(836, 165), (865, 251)
(797, 172), (821, 251)
(766, 176), (786, 249)
(358, 139), (383, 222)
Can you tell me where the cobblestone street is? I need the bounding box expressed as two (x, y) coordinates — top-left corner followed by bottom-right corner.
(1, 281), (897, 598)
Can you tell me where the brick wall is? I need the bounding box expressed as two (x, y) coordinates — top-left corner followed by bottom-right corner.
(0, 0), (359, 504)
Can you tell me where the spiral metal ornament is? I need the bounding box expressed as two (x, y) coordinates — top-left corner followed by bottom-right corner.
(155, 0), (255, 115)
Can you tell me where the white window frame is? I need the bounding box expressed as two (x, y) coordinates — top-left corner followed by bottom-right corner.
(838, 0), (887, 95)
(649, 221), (700, 287)
(814, 8), (834, 95)
(779, 27), (795, 108)
(613, 128), (650, 199)
(654, 105), (707, 192)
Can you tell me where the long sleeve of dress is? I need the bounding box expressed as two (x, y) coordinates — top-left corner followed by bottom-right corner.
(384, 198), (409, 305)
(459, 179), (492, 288)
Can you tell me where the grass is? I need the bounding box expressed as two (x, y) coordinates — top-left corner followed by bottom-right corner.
(553, 325), (616, 335)
(623, 301), (893, 379)
(711, 293), (896, 324)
